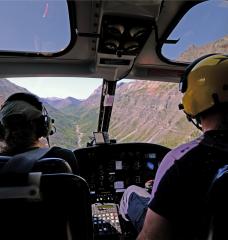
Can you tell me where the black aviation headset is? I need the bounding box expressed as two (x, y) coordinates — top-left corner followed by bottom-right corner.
(0, 92), (55, 141)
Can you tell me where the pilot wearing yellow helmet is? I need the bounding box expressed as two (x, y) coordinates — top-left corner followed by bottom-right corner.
(120, 54), (228, 240)
(180, 53), (228, 128)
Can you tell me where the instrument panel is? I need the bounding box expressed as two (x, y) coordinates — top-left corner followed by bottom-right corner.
(74, 143), (170, 202)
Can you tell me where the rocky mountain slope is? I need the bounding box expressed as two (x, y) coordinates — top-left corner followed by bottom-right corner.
(110, 81), (200, 147)
(45, 80), (200, 149)
(178, 35), (228, 61)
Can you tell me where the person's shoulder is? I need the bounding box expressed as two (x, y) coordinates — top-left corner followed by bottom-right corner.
(49, 146), (74, 155)
(166, 136), (203, 162)
(150, 138), (202, 200)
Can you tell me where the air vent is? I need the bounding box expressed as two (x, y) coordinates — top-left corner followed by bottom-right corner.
(98, 15), (153, 56)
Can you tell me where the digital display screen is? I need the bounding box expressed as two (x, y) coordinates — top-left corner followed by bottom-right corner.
(145, 153), (156, 159)
(115, 161), (122, 170)
(97, 205), (114, 209)
(114, 181), (124, 189)
(147, 162), (155, 170)
(116, 188), (125, 193)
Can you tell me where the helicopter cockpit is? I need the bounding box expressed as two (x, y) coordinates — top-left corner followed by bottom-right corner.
(0, 0), (227, 239)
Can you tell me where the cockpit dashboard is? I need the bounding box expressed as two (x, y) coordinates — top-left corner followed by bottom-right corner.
(74, 143), (170, 203)
(74, 143), (170, 239)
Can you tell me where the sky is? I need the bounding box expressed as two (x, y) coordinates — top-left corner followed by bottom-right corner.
(8, 77), (134, 99)
(8, 77), (103, 100)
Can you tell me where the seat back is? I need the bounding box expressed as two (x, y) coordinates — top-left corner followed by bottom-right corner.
(0, 156), (93, 240)
(207, 165), (228, 240)
(0, 156), (72, 173)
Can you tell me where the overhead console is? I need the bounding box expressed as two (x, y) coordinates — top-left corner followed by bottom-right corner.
(98, 15), (153, 57)
(96, 13), (155, 80)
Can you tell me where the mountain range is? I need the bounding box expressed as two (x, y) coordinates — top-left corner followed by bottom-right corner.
(0, 35), (227, 149)
(0, 78), (197, 150)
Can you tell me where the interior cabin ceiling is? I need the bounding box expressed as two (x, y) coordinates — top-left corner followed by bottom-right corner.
(0, 0), (201, 81)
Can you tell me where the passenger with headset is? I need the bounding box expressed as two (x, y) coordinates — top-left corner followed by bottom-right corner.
(120, 54), (228, 239)
(0, 92), (79, 174)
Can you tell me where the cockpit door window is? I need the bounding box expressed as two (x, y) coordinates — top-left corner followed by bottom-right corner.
(0, 0), (71, 55)
(161, 0), (228, 63)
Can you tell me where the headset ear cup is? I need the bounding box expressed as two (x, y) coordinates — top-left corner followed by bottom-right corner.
(36, 116), (48, 138)
(36, 115), (54, 138)
(45, 115), (53, 137)
(0, 122), (5, 140)
(0, 93), (55, 139)
(48, 118), (56, 136)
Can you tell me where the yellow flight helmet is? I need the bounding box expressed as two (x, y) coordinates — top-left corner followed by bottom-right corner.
(179, 53), (228, 119)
